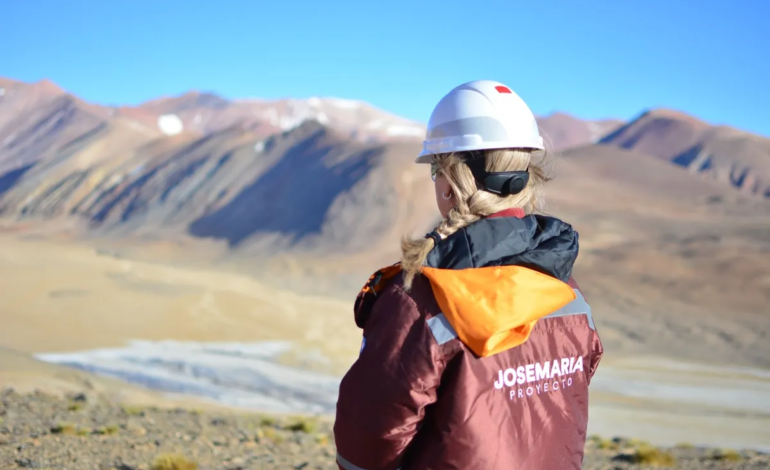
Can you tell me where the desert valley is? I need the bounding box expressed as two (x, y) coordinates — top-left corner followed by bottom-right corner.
(1, 76), (769, 468)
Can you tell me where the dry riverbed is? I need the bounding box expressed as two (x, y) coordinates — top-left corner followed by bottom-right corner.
(1, 389), (768, 470)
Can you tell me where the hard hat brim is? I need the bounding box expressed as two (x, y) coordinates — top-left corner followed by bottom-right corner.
(415, 141), (545, 164)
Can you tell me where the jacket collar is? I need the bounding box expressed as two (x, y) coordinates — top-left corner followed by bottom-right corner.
(487, 207), (525, 219)
(425, 213), (578, 283)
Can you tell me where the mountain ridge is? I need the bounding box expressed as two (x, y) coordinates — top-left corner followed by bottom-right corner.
(600, 108), (770, 197)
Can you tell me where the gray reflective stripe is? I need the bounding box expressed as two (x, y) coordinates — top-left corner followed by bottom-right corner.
(427, 313), (458, 345)
(427, 291), (593, 347)
(544, 289), (595, 330)
(426, 116), (509, 141)
(337, 453), (400, 470)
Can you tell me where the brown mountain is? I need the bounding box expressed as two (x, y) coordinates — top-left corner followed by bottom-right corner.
(0, 78), (435, 262)
(599, 109), (770, 198)
(536, 112), (623, 151)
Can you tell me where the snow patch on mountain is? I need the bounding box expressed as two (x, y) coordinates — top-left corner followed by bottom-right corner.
(386, 125), (425, 137)
(327, 98), (361, 110)
(158, 114), (184, 136)
(588, 121), (604, 142)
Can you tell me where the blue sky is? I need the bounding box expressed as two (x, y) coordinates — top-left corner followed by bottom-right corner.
(2, 0), (768, 135)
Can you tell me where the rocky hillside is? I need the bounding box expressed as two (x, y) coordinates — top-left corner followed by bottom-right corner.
(599, 109), (770, 198)
(0, 78), (438, 257)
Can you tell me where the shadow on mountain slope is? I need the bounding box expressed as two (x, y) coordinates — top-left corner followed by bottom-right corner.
(189, 124), (383, 246)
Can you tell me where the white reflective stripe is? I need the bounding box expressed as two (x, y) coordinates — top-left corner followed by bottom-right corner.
(544, 289), (595, 330)
(336, 453), (401, 470)
(427, 313), (458, 345)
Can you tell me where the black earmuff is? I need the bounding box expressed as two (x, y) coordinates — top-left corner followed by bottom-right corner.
(483, 172), (529, 195)
(464, 154), (529, 196)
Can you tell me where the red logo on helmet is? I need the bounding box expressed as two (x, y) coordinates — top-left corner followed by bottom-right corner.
(495, 86), (512, 94)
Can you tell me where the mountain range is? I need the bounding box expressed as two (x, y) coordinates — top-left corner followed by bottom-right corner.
(1, 76), (768, 265)
(0, 78), (766, 236)
(0, 77), (768, 253)
(1, 76), (769, 369)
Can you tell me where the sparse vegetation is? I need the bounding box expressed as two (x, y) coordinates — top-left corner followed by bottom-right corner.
(627, 438), (652, 448)
(284, 417), (317, 433)
(121, 404), (145, 416)
(94, 424), (120, 435)
(675, 442), (695, 449)
(712, 449), (743, 462)
(259, 416), (276, 427)
(151, 453), (198, 470)
(632, 444), (677, 467)
(50, 422), (77, 435)
(77, 427), (91, 436)
(67, 402), (84, 412)
(590, 435), (620, 451)
(262, 427), (285, 443)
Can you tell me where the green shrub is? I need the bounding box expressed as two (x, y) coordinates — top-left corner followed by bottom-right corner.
(627, 438), (651, 448)
(121, 405), (145, 416)
(95, 424), (120, 435)
(151, 453), (198, 470)
(590, 435), (619, 451)
(67, 403), (83, 412)
(51, 422), (77, 435)
(284, 417), (316, 433)
(259, 416), (276, 427)
(712, 449), (742, 462)
(633, 445), (677, 467)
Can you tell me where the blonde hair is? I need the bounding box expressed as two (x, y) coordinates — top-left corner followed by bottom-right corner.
(400, 148), (551, 290)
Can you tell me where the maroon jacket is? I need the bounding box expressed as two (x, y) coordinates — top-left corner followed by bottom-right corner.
(334, 209), (604, 470)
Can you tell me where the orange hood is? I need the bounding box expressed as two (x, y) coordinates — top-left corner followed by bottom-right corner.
(422, 266), (575, 357)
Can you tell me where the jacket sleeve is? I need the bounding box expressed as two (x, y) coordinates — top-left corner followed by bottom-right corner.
(334, 284), (445, 470)
(588, 328), (604, 382)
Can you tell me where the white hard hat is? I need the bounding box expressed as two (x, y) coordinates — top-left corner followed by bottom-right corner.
(416, 80), (544, 163)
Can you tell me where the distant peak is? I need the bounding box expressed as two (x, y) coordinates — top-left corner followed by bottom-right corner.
(538, 111), (577, 120)
(640, 108), (706, 124)
(139, 90), (230, 112)
(537, 111), (622, 125)
(35, 78), (64, 94)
